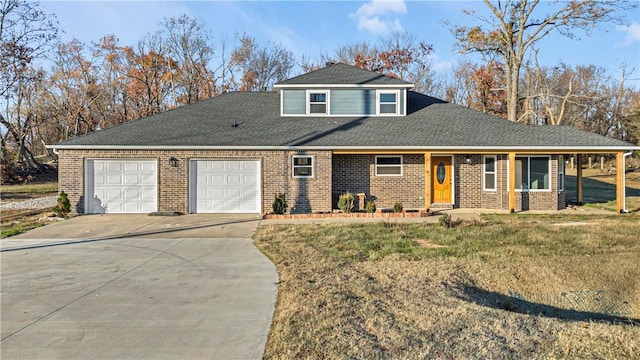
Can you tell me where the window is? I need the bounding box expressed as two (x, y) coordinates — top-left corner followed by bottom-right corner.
(308, 91), (327, 114)
(558, 156), (565, 191)
(378, 91), (398, 114)
(515, 156), (550, 191)
(483, 155), (497, 191)
(375, 155), (402, 176)
(292, 155), (313, 178)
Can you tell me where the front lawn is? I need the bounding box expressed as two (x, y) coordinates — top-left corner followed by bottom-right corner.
(254, 214), (640, 359)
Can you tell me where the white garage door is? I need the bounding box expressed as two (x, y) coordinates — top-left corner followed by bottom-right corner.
(85, 160), (157, 214)
(190, 160), (261, 213)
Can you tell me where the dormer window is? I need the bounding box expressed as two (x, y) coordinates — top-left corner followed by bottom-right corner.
(308, 91), (328, 114)
(377, 90), (400, 115)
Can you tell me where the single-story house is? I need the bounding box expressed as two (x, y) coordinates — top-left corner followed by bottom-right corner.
(49, 63), (638, 215)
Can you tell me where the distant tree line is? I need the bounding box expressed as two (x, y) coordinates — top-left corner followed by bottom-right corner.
(1, 0), (638, 182)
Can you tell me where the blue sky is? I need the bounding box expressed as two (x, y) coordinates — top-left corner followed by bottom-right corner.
(40, 0), (640, 88)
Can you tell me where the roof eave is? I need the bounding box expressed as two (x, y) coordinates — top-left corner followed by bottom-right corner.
(47, 144), (640, 153)
(273, 83), (414, 89)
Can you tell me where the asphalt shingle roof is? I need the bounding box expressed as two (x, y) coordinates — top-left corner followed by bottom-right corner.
(55, 91), (634, 150)
(276, 62), (412, 86)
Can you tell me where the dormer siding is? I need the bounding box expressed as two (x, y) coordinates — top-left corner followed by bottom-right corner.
(280, 88), (406, 116)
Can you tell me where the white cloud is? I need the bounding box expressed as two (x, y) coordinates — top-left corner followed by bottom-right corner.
(349, 0), (407, 35)
(616, 22), (640, 46)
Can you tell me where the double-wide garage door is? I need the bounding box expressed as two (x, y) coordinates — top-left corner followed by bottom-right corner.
(85, 160), (158, 214)
(190, 160), (261, 213)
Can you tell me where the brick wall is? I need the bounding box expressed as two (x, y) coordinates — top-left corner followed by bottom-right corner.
(60, 149), (566, 214)
(332, 154), (424, 209)
(58, 149), (332, 214)
(457, 154), (563, 211)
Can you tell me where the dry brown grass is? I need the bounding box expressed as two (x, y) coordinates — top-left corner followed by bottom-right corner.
(254, 215), (640, 359)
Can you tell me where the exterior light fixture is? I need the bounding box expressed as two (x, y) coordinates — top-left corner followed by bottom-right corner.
(465, 155), (472, 164)
(169, 157), (179, 167)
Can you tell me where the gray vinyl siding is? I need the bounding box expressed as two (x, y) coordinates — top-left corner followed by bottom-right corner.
(330, 89), (375, 115)
(282, 89), (305, 115)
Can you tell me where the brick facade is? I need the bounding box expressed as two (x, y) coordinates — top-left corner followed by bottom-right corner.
(58, 149), (332, 214)
(332, 154), (424, 209)
(456, 154), (565, 211)
(59, 149), (566, 214)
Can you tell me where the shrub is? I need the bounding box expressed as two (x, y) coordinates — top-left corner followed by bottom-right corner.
(272, 193), (288, 214)
(438, 213), (452, 228)
(337, 192), (355, 213)
(365, 200), (376, 213)
(393, 201), (403, 213)
(53, 191), (71, 217)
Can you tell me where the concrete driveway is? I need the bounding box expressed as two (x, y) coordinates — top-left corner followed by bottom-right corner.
(1, 214), (278, 359)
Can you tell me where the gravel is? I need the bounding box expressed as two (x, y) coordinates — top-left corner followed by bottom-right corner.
(0, 196), (58, 211)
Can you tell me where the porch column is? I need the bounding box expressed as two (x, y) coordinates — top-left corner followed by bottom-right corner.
(576, 154), (583, 205)
(424, 152), (431, 210)
(508, 152), (516, 213)
(616, 151), (625, 213)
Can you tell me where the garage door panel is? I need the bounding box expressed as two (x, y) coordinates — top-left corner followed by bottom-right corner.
(123, 189), (139, 200)
(108, 203), (123, 212)
(191, 160), (260, 213)
(244, 175), (258, 185)
(140, 189), (156, 200)
(244, 188), (258, 199)
(210, 162), (224, 171)
(226, 161), (242, 171)
(227, 175), (241, 184)
(87, 160), (157, 214)
(106, 189), (123, 200)
(227, 188), (242, 198)
(141, 162), (155, 171)
(210, 174), (225, 185)
(106, 162), (122, 172)
(123, 162), (139, 171)
(106, 174), (121, 185)
(123, 174), (140, 185)
(140, 174), (155, 185)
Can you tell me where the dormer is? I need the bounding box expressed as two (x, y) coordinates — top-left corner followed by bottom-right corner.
(274, 63), (414, 117)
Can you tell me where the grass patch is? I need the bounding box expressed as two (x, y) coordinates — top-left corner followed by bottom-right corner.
(254, 215), (640, 359)
(1, 182), (58, 202)
(1, 221), (47, 238)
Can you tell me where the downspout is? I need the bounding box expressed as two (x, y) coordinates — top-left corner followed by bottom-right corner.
(622, 151), (633, 213)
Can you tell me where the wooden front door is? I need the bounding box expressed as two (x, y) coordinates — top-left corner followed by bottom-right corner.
(432, 156), (452, 204)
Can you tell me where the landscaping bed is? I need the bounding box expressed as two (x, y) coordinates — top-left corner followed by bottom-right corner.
(263, 208), (431, 219)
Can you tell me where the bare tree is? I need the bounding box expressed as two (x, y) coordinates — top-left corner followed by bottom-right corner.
(0, 0), (58, 172)
(450, 0), (634, 122)
(160, 15), (215, 105)
(326, 33), (439, 94)
(229, 35), (294, 91)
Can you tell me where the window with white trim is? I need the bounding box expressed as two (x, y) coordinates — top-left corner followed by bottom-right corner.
(292, 155), (313, 178)
(558, 155), (565, 191)
(515, 156), (550, 191)
(375, 155), (402, 176)
(308, 91), (328, 114)
(483, 155), (497, 191)
(378, 91), (398, 115)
